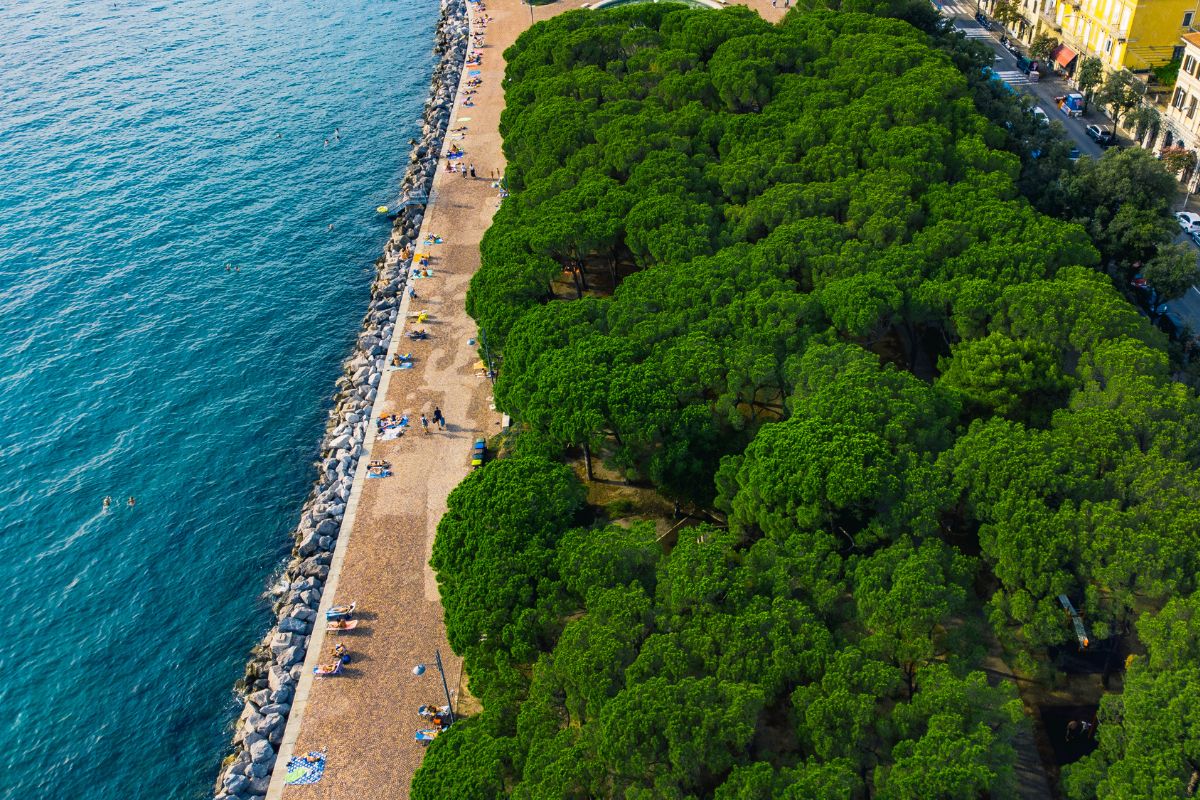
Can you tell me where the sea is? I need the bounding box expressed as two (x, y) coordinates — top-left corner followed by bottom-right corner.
(0, 1), (438, 797)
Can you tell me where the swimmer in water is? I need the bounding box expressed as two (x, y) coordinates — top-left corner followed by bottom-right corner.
(127, 496), (136, 507)
(334, 127), (340, 140)
(324, 138), (329, 148)
(103, 496), (112, 510)
(225, 263), (231, 271)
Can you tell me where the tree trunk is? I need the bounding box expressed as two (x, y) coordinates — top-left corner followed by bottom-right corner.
(576, 258), (589, 291)
(582, 442), (594, 481)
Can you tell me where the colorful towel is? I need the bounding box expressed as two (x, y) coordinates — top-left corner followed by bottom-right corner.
(285, 752), (326, 785)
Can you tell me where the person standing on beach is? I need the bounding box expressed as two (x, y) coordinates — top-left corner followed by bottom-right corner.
(469, 164), (477, 179)
(408, 285), (417, 299)
(420, 413), (430, 434)
(432, 407), (445, 430)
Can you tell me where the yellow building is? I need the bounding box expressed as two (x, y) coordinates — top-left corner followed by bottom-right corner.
(1044, 0), (1199, 72)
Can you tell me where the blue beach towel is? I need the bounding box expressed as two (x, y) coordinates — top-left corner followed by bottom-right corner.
(285, 752), (326, 785)
(468, 69), (482, 75)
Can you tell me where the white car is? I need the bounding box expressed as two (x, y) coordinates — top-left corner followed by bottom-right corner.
(1176, 211), (1200, 232)
(1031, 107), (1049, 126)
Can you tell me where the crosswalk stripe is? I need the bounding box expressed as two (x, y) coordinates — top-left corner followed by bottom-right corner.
(994, 69), (1030, 85)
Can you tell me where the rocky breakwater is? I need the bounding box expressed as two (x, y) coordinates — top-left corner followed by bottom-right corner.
(212, 1), (468, 797)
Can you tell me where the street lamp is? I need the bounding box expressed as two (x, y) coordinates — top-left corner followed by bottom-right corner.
(412, 649), (456, 726)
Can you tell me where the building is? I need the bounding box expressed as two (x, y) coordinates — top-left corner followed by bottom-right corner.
(1161, 32), (1200, 148)
(1040, 0), (1199, 72)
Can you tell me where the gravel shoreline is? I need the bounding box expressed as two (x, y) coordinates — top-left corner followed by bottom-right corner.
(211, 2), (469, 796)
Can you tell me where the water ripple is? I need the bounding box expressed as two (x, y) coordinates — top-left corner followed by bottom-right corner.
(0, 0), (438, 797)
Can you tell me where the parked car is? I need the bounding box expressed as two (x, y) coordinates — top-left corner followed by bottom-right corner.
(1085, 124), (1116, 146)
(1016, 56), (1040, 75)
(1068, 146), (1081, 161)
(1176, 211), (1200, 232)
(1031, 106), (1050, 126)
(1190, 228), (1200, 247)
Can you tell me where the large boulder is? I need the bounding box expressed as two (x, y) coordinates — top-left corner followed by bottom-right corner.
(267, 665), (291, 693)
(296, 529), (320, 558)
(277, 645), (304, 668)
(223, 774), (249, 795)
(248, 738), (274, 765)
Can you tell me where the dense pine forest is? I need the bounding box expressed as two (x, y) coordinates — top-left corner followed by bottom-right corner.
(414, 3), (1200, 797)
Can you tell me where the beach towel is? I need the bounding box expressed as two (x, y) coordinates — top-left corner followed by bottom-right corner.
(468, 70), (482, 76)
(367, 470), (392, 479)
(285, 752), (326, 785)
(381, 427), (404, 440)
(387, 363), (414, 371)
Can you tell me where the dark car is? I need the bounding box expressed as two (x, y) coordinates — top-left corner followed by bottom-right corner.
(1086, 124), (1116, 146)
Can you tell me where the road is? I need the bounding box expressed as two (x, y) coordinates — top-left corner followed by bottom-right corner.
(935, 0), (1105, 158)
(936, 0), (1200, 336)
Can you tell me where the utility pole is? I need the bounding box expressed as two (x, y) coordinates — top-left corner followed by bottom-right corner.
(434, 650), (455, 725)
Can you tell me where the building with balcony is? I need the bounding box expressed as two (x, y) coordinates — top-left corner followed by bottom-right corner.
(1160, 32), (1200, 148)
(1051, 0), (1198, 72)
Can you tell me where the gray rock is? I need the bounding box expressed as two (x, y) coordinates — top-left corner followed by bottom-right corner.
(248, 759), (271, 779)
(316, 518), (340, 538)
(243, 711), (266, 736)
(248, 688), (270, 708)
(268, 665), (291, 693)
(257, 712), (285, 736)
(224, 774), (249, 795)
(258, 702), (291, 717)
(297, 529), (320, 557)
(318, 535), (333, 552)
(270, 685), (294, 704)
(299, 588), (321, 607)
(278, 616), (308, 635)
(277, 645), (304, 668)
(288, 605), (316, 622)
(247, 775), (272, 795)
(328, 433), (352, 451)
(270, 632), (299, 656)
(249, 738), (274, 765)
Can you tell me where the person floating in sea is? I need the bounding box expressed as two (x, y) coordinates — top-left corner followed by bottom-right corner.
(102, 496), (112, 511)
(334, 127), (340, 141)
(225, 263), (231, 272)
(127, 496), (136, 508)
(324, 138), (329, 148)
(328, 223), (334, 231)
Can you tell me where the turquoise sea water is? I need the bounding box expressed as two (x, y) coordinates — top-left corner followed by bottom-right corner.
(0, 1), (437, 797)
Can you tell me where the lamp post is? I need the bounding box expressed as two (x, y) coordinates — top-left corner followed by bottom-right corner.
(480, 327), (496, 384)
(526, 0), (534, 24)
(412, 649), (456, 726)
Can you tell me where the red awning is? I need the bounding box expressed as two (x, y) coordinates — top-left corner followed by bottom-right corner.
(1053, 44), (1078, 69)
